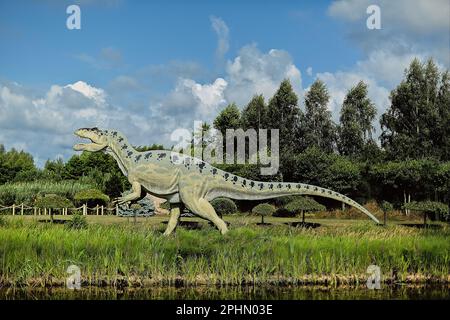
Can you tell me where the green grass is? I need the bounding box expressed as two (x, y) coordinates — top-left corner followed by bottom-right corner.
(0, 181), (94, 206)
(0, 216), (449, 287)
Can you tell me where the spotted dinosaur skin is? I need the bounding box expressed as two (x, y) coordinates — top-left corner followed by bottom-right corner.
(73, 127), (380, 235)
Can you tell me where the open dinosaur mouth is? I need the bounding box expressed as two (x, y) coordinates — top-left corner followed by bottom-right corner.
(73, 130), (103, 151)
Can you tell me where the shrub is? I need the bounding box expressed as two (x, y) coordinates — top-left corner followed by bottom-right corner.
(285, 197), (326, 213)
(35, 194), (74, 209)
(0, 215), (7, 227)
(74, 188), (110, 207)
(285, 197), (326, 222)
(380, 201), (394, 212)
(404, 201), (449, 222)
(273, 195), (302, 207)
(252, 203), (276, 224)
(211, 198), (238, 217)
(66, 214), (88, 230)
(0, 190), (15, 206)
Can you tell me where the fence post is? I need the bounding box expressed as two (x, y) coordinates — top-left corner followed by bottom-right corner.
(12, 204), (15, 216)
(21, 203), (24, 215)
(83, 204), (87, 216)
(34, 207), (37, 216)
(101, 205), (104, 216)
(96, 205), (99, 215)
(116, 204), (119, 216)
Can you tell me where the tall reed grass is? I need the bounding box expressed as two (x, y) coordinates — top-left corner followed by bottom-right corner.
(0, 181), (93, 205)
(0, 219), (448, 287)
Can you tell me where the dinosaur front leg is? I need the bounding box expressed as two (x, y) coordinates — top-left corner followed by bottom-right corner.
(163, 204), (181, 236)
(115, 181), (142, 205)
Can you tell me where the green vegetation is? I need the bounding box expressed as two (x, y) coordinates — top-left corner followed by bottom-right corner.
(404, 201), (449, 225)
(0, 181), (93, 206)
(65, 214), (88, 230)
(74, 189), (110, 207)
(35, 194), (74, 209)
(285, 197), (326, 223)
(211, 198), (237, 217)
(0, 217), (448, 287)
(252, 203), (276, 224)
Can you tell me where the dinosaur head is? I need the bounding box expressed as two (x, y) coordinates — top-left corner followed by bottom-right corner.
(73, 127), (109, 152)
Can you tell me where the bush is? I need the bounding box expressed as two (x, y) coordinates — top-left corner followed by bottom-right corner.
(66, 214), (88, 230)
(273, 195), (303, 207)
(0, 215), (7, 227)
(404, 201), (449, 221)
(252, 203), (276, 224)
(285, 197), (326, 214)
(74, 188), (110, 207)
(211, 198), (238, 217)
(285, 197), (326, 223)
(0, 190), (15, 206)
(380, 201), (394, 212)
(35, 194), (74, 209)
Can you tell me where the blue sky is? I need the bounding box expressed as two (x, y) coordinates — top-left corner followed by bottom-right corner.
(0, 0), (449, 166)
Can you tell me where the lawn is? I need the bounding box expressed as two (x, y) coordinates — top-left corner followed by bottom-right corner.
(0, 214), (448, 288)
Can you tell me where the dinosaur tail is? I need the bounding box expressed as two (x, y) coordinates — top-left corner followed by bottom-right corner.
(211, 176), (379, 223)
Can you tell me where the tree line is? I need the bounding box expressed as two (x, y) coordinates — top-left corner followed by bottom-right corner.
(0, 58), (449, 211)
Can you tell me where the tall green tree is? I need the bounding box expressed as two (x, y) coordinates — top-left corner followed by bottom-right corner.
(267, 79), (301, 148)
(241, 94), (268, 130)
(381, 58), (444, 160)
(266, 79), (301, 179)
(434, 71), (450, 160)
(213, 103), (241, 135)
(338, 81), (377, 158)
(301, 79), (336, 153)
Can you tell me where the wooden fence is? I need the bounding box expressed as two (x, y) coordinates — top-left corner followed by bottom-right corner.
(0, 203), (120, 216)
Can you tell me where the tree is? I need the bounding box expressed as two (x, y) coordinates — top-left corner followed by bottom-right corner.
(285, 197), (325, 223)
(241, 94), (268, 130)
(213, 103), (241, 135)
(266, 79), (302, 181)
(301, 79), (336, 153)
(74, 189), (110, 207)
(0, 147), (36, 183)
(380, 201), (393, 226)
(35, 194), (74, 223)
(252, 203), (276, 224)
(44, 158), (68, 181)
(434, 71), (450, 160)
(381, 58), (444, 160)
(211, 197), (237, 218)
(404, 201), (449, 225)
(338, 81), (376, 158)
(267, 79), (301, 151)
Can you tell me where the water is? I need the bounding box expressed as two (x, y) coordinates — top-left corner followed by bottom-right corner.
(1, 284), (448, 300)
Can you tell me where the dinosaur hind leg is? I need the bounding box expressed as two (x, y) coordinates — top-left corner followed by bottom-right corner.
(163, 204), (181, 236)
(186, 198), (228, 235)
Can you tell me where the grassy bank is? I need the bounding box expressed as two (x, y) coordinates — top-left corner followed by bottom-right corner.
(0, 216), (449, 287)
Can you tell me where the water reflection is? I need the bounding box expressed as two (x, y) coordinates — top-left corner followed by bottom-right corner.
(1, 284), (448, 300)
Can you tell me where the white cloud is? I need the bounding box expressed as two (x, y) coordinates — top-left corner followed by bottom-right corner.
(328, 0), (450, 67)
(65, 81), (107, 105)
(210, 16), (230, 62)
(224, 44), (302, 106)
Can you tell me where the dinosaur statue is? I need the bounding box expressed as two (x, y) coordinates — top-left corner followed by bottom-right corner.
(73, 127), (380, 235)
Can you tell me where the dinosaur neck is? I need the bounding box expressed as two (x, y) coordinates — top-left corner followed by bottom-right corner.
(107, 138), (136, 176)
